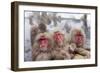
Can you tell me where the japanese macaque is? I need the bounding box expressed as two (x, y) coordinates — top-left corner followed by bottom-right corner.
(70, 28), (90, 59)
(32, 32), (53, 61)
(51, 31), (71, 60)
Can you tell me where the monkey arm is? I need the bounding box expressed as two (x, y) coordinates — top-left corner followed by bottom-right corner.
(73, 54), (85, 59)
(35, 52), (52, 61)
(32, 48), (40, 61)
(76, 48), (90, 58)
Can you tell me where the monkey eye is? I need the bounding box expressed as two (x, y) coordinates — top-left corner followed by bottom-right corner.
(54, 32), (63, 37)
(55, 32), (62, 35)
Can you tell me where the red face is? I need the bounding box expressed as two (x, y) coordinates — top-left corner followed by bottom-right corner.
(39, 36), (49, 48)
(54, 32), (64, 43)
(74, 31), (84, 46)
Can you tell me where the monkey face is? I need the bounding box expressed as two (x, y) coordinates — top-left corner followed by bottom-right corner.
(73, 31), (84, 47)
(53, 31), (64, 45)
(38, 36), (49, 48)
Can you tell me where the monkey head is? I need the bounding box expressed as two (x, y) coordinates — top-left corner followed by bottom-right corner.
(34, 32), (53, 51)
(53, 31), (64, 46)
(70, 28), (86, 47)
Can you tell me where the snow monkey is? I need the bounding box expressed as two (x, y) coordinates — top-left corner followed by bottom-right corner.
(32, 32), (53, 61)
(70, 28), (90, 59)
(51, 30), (71, 60)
